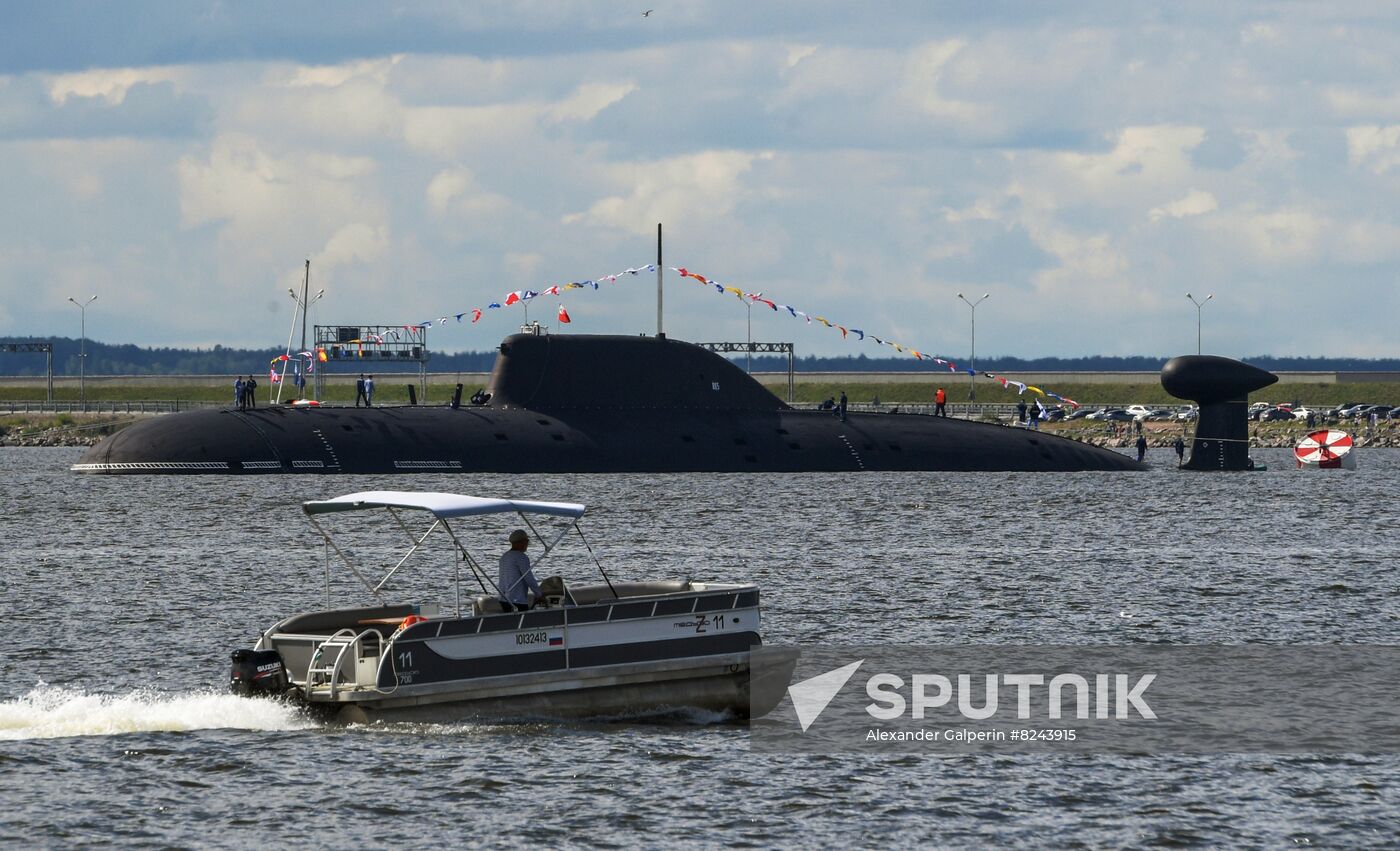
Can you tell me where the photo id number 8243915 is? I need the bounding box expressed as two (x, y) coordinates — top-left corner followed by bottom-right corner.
(1008, 728), (1077, 742)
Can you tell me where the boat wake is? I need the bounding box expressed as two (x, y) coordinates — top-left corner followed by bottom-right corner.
(0, 684), (317, 741)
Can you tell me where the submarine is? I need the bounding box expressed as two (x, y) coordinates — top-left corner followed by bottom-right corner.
(74, 333), (1144, 474)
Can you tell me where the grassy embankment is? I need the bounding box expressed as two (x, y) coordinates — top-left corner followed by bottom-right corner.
(0, 379), (485, 404)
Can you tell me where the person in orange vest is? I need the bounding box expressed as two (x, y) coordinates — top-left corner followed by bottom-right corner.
(934, 387), (947, 417)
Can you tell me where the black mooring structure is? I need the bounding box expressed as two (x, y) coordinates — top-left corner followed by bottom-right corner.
(1161, 354), (1278, 471)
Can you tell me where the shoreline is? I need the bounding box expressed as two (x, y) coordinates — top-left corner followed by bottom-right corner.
(6, 411), (1396, 450)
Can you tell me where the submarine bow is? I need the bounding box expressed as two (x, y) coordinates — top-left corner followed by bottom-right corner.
(75, 333), (1144, 474)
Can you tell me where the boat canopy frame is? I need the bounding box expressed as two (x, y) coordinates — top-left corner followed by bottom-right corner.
(301, 490), (599, 614)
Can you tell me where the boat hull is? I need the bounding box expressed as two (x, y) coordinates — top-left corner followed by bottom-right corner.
(323, 651), (786, 724)
(259, 584), (795, 723)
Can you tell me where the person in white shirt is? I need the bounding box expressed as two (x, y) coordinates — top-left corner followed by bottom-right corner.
(498, 529), (541, 611)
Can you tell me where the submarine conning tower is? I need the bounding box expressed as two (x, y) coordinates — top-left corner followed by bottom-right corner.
(1161, 355), (1278, 471)
(485, 333), (787, 412)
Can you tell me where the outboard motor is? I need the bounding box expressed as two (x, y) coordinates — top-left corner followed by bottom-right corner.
(230, 648), (289, 697)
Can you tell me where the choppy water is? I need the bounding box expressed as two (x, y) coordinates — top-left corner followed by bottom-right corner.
(2, 446), (1399, 846)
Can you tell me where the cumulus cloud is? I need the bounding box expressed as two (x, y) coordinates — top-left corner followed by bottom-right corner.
(1149, 189), (1219, 221)
(0, 76), (211, 140)
(176, 133), (387, 287)
(46, 67), (183, 103)
(3, 4), (1400, 357)
(1346, 125), (1400, 173)
(563, 150), (774, 237)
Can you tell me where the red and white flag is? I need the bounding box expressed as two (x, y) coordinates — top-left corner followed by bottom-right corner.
(557, 305), (571, 324)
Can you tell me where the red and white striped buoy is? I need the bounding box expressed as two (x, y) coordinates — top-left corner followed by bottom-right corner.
(1294, 429), (1356, 470)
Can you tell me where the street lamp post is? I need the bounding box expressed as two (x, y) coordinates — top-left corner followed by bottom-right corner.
(67, 295), (97, 405)
(745, 299), (753, 373)
(957, 292), (990, 400)
(1186, 292), (1213, 355)
(286, 281), (325, 400)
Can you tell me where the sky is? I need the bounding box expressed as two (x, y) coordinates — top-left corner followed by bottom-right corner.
(2, 1), (1398, 360)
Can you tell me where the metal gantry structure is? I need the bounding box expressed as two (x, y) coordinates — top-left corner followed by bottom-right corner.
(694, 342), (795, 403)
(312, 324), (432, 402)
(0, 342), (54, 401)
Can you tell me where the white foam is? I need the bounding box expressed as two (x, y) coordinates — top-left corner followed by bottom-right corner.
(0, 685), (317, 741)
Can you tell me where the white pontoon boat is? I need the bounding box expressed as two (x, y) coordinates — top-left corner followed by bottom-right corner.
(229, 491), (790, 723)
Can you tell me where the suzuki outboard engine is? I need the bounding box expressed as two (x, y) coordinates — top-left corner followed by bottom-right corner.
(230, 648), (289, 697)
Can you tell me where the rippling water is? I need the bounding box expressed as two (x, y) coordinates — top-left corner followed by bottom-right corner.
(3, 446), (1399, 846)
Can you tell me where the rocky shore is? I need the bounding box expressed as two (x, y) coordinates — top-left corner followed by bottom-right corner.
(1045, 421), (1400, 450)
(5, 413), (1398, 450)
(0, 415), (142, 447)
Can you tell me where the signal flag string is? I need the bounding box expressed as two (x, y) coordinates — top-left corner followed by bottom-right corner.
(360, 262), (1081, 409)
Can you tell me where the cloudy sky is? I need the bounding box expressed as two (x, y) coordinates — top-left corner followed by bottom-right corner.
(2, 1), (1397, 360)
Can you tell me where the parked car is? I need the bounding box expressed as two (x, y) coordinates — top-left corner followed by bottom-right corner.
(1176, 407), (1199, 421)
(1065, 408), (1093, 420)
(1125, 405), (1154, 419)
(1099, 409), (1136, 422)
(1259, 408), (1295, 422)
(1339, 403), (1377, 418)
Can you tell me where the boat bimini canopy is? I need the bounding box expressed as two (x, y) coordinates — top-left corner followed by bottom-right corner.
(301, 491), (601, 612)
(303, 491), (585, 519)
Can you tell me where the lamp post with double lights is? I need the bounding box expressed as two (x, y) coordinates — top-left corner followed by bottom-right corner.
(957, 292), (990, 400)
(1186, 292), (1213, 355)
(67, 295), (97, 405)
(287, 280), (325, 400)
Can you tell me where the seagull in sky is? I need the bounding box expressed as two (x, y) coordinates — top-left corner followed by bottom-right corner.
(642, 9), (653, 16)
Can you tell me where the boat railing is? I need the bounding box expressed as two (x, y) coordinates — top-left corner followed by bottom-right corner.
(306, 627), (385, 698)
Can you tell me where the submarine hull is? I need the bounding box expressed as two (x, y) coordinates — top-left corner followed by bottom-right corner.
(74, 405), (1141, 473)
(75, 333), (1143, 474)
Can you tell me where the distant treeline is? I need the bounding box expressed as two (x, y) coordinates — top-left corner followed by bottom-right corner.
(0, 337), (498, 376)
(4, 336), (1400, 376)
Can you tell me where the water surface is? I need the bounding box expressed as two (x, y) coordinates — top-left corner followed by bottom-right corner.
(2, 447), (1398, 846)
